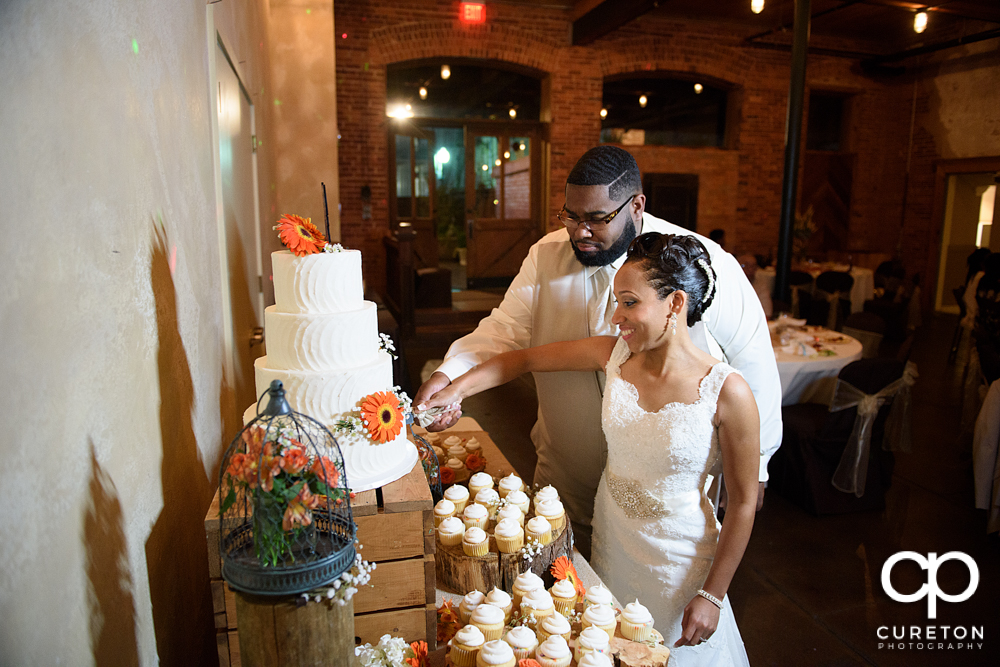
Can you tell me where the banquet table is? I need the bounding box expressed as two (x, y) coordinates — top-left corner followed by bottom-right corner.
(772, 322), (863, 406)
(754, 264), (875, 314)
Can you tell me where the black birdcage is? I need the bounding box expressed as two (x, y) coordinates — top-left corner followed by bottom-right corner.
(409, 417), (444, 504)
(218, 380), (356, 596)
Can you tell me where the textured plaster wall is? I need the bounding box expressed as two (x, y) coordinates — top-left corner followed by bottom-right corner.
(0, 0), (275, 664)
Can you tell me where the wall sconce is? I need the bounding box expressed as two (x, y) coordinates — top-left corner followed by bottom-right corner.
(914, 11), (928, 33)
(694, 83), (703, 94)
(639, 95), (648, 108)
(441, 64), (451, 80)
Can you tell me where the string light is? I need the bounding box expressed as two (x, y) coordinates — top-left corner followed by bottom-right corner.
(494, 159), (502, 166)
(419, 87), (427, 99)
(441, 64), (451, 80)
(914, 11), (928, 34)
(600, 108), (608, 119)
(639, 95), (647, 108)
(751, 0), (764, 14)
(694, 83), (703, 94)
(504, 151), (511, 159)
(519, 143), (525, 151)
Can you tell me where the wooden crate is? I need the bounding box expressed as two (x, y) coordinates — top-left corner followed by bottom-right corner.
(204, 459), (437, 667)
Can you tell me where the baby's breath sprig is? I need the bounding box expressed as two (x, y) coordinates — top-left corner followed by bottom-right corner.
(379, 333), (397, 360)
(323, 242), (345, 253)
(301, 550), (376, 607)
(518, 537), (543, 564)
(508, 608), (538, 629)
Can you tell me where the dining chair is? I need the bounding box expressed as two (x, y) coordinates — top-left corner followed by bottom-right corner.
(787, 271), (814, 319)
(842, 312), (885, 359)
(768, 358), (904, 515)
(810, 271), (854, 330)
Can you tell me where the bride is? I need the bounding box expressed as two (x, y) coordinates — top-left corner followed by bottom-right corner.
(418, 232), (759, 666)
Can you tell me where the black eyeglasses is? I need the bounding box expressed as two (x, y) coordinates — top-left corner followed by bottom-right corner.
(556, 194), (636, 230)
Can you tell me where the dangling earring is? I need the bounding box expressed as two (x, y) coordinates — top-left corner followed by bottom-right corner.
(668, 312), (677, 336)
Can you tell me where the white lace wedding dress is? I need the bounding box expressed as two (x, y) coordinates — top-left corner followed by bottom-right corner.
(591, 337), (751, 667)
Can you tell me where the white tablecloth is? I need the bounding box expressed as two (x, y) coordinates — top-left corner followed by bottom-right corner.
(755, 266), (875, 314)
(773, 327), (863, 405)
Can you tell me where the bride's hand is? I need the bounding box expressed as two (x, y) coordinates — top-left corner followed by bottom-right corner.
(673, 596), (720, 647)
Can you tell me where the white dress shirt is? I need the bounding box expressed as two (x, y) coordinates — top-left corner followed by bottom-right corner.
(436, 212), (783, 530)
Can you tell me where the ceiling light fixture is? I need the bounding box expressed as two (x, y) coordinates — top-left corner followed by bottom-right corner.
(639, 94), (648, 108)
(694, 83), (703, 94)
(509, 108), (517, 119)
(751, 0), (764, 14)
(600, 108), (608, 119)
(419, 87), (427, 99)
(386, 104), (414, 119)
(914, 10), (928, 34)
(441, 64), (451, 80)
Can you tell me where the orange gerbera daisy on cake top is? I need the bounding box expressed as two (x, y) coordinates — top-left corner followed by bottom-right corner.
(275, 213), (327, 256)
(360, 391), (404, 443)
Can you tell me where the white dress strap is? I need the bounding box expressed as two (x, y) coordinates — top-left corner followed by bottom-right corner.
(699, 364), (741, 409)
(606, 336), (632, 377)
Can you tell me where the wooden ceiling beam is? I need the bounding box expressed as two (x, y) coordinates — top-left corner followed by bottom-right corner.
(571, 0), (662, 46)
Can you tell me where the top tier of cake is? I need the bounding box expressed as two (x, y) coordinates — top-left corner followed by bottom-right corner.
(272, 249), (363, 314)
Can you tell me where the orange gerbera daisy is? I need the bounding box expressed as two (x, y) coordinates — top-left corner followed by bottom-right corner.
(437, 600), (461, 644)
(519, 660), (542, 667)
(360, 391), (404, 443)
(550, 555), (587, 598)
(406, 641), (428, 667)
(275, 214), (326, 256)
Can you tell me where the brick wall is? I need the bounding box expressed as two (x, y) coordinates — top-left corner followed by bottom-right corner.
(331, 1), (983, 294)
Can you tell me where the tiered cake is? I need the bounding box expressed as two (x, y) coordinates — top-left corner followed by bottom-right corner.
(246, 249), (417, 492)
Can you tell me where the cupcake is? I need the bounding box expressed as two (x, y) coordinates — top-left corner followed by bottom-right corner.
(464, 437), (482, 455)
(583, 583), (614, 610)
(463, 503), (489, 530)
(424, 432), (441, 446)
(581, 603), (617, 642)
(548, 579), (578, 616)
(470, 603), (506, 641)
(433, 446), (446, 462)
(463, 526), (489, 557)
(511, 571), (544, 610)
(497, 504), (524, 527)
(475, 488), (501, 520)
(534, 635), (572, 667)
(497, 473), (523, 498)
(577, 651), (614, 667)
(534, 498), (565, 533)
(493, 517), (525, 554)
(574, 626), (611, 663)
(444, 435), (463, 448)
(525, 516), (552, 545)
(485, 587), (514, 623)
(449, 444), (469, 463)
(447, 457), (468, 482)
(437, 516), (465, 547)
(469, 472), (494, 498)
(619, 599), (655, 641)
(451, 624), (486, 667)
(519, 589), (555, 626)
(434, 498), (457, 527)
(476, 639), (516, 667)
(503, 626), (538, 661)
(532, 485), (559, 511)
(506, 490), (531, 515)
(460, 589), (487, 624)
(536, 612), (572, 643)
(444, 484), (471, 514)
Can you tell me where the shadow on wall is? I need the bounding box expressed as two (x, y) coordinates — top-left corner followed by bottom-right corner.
(85, 441), (140, 666)
(144, 221), (215, 666)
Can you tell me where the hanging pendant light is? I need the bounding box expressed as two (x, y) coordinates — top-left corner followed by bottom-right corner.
(440, 64), (451, 80)
(751, 0), (764, 15)
(639, 94), (648, 108)
(914, 11), (928, 34)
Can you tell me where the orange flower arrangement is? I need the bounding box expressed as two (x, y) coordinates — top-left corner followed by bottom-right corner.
(406, 641), (428, 667)
(464, 452), (486, 472)
(519, 660), (542, 667)
(310, 455), (340, 487)
(360, 391), (404, 443)
(550, 555), (587, 598)
(437, 599), (461, 644)
(275, 214), (327, 256)
(440, 467), (456, 485)
(282, 484), (321, 531)
(280, 447), (309, 475)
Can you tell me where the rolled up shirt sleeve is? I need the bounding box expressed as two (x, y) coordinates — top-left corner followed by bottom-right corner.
(435, 242), (539, 381)
(705, 249), (783, 482)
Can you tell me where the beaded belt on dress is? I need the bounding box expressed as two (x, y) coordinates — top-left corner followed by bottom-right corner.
(606, 472), (702, 520)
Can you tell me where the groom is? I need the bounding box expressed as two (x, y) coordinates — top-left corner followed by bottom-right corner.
(416, 146), (781, 558)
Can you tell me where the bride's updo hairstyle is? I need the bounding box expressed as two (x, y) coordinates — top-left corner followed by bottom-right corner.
(625, 232), (718, 326)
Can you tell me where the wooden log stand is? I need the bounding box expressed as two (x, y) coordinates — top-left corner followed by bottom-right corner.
(235, 594), (355, 667)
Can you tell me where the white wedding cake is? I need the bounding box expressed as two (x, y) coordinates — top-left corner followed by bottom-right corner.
(245, 248), (418, 492)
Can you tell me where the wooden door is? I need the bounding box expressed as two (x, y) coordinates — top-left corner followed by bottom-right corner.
(389, 126), (437, 268)
(465, 130), (541, 287)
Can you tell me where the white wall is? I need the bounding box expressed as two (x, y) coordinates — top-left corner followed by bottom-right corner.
(0, 0), (275, 663)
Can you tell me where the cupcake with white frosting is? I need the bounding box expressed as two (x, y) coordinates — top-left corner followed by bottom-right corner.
(460, 589), (486, 624)
(525, 515), (552, 545)
(437, 516), (465, 547)
(577, 651), (614, 667)
(584, 583), (614, 610)
(432, 446), (446, 462)
(511, 571), (544, 610)
(581, 603), (617, 641)
(446, 457), (468, 482)
(434, 498), (456, 527)
(497, 504), (524, 527)
(493, 517), (524, 554)
(534, 498), (565, 533)
(448, 444), (469, 463)
(424, 432), (441, 446)
(534, 635), (572, 667)
(470, 603), (506, 641)
(548, 579), (578, 616)
(476, 639), (515, 667)
(505, 489), (531, 515)
(463, 526), (489, 557)
(536, 611), (572, 643)
(503, 626), (538, 661)
(464, 437), (482, 456)
(619, 599), (655, 641)
(497, 473), (523, 498)
(485, 587), (513, 623)
(444, 484), (470, 514)
(469, 472), (494, 498)
(519, 588), (555, 626)
(450, 624), (485, 667)
(463, 502), (489, 530)
(444, 435), (463, 448)
(573, 626), (611, 663)
(532, 485), (559, 511)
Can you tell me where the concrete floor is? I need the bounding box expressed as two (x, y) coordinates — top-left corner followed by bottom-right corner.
(404, 314), (999, 666)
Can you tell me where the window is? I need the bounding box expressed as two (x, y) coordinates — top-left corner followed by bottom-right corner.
(600, 76), (727, 148)
(387, 62), (541, 121)
(807, 93), (846, 152)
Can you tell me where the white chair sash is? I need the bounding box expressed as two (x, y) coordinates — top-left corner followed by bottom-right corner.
(816, 289), (846, 330)
(830, 362), (918, 497)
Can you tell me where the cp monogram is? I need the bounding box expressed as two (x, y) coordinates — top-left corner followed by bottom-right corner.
(881, 551), (979, 619)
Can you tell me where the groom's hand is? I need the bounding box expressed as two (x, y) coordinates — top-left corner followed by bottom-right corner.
(414, 371), (462, 431)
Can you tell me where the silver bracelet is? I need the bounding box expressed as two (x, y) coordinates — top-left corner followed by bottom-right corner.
(696, 589), (723, 609)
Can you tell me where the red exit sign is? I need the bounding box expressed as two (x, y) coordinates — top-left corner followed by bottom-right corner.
(460, 2), (486, 24)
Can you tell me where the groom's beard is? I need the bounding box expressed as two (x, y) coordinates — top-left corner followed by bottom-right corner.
(571, 217), (638, 267)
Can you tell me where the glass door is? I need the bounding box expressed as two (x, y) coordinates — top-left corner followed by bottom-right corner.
(389, 126), (436, 268)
